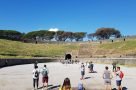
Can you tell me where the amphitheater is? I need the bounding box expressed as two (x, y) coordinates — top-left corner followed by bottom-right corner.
(1, 38), (136, 90)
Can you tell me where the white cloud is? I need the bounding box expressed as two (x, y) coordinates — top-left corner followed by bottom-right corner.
(48, 28), (59, 32)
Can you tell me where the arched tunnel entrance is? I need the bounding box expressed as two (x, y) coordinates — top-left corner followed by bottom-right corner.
(65, 54), (72, 60)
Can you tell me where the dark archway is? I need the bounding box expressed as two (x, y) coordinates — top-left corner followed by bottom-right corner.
(65, 54), (72, 60)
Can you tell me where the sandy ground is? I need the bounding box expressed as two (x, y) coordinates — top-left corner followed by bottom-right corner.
(0, 62), (136, 90)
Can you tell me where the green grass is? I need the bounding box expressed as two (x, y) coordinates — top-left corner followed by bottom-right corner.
(1, 38), (136, 59)
(98, 40), (136, 54)
(0, 39), (79, 58)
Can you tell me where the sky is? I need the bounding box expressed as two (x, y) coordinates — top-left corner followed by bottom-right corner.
(0, 0), (136, 36)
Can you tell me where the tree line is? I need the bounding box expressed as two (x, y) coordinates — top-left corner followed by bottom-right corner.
(0, 30), (23, 40)
(0, 28), (121, 42)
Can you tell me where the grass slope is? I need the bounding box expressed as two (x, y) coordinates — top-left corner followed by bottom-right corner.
(0, 39), (79, 58)
(98, 39), (136, 55)
(0, 38), (136, 59)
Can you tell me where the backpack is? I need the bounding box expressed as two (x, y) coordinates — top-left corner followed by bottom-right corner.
(42, 68), (48, 77)
(34, 70), (39, 78)
(120, 71), (124, 79)
(78, 82), (84, 90)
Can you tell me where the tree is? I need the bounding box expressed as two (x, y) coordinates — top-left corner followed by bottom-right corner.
(23, 30), (56, 41)
(68, 32), (74, 42)
(95, 28), (121, 40)
(54, 31), (64, 41)
(113, 30), (121, 38)
(23, 31), (38, 40)
(43, 31), (55, 41)
(73, 32), (86, 41)
(59, 32), (75, 41)
(0, 30), (22, 40)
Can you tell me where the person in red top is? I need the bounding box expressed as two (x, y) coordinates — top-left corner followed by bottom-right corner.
(115, 67), (124, 90)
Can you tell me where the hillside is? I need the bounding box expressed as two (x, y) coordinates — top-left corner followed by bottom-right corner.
(0, 38), (136, 58)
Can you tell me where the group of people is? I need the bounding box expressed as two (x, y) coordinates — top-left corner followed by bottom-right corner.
(60, 59), (80, 64)
(32, 64), (49, 90)
(32, 61), (124, 90)
(80, 62), (124, 90)
(103, 66), (124, 90)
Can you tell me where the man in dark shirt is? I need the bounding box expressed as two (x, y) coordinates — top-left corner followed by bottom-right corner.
(112, 62), (116, 72)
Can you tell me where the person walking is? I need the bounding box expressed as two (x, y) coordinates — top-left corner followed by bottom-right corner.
(103, 66), (113, 90)
(41, 64), (49, 89)
(32, 65), (40, 90)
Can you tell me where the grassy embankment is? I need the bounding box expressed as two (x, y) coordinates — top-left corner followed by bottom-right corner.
(0, 39), (79, 59)
(98, 39), (136, 56)
(1, 38), (136, 59)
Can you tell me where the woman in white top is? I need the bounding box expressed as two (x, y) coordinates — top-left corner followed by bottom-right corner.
(115, 67), (122, 90)
(32, 66), (40, 89)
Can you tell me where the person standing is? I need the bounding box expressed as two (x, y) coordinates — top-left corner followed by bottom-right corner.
(32, 66), (40, 90)
(41, 64), (49, 89)
(112, 62), (116, 72)
(80, 63), (85, 80)
(103, 66), (113, 90)
(88, 62), (94, 73)
(115, 67), (124, 90)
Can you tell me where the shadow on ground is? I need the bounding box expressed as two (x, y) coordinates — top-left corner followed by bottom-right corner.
(112, 87), (127, 90)
(89, 71), (97, 73)
(84, 77), (91, 79)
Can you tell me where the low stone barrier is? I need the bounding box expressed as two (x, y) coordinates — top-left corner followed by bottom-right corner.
(0, 58), (57, 68)
(77, 58), (136, 66)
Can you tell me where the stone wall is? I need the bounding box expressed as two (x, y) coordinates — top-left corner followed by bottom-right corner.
(77, 58), (136, 66)
(0, 58), (57, 68)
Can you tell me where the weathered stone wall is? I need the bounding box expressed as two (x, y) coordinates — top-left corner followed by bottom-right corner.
(77, 58), (136, 66)
(0, 58), (57, 68)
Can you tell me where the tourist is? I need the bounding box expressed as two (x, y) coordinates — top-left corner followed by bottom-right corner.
(88, 62), (94, 73)
(115, 67), (124, 90)
(41, 64), (49, 89)
(103, 66), (113, 90)
(112, 62), (116, 72)
(32, 65), (40, 89)
(78, 79), (85, 90)
(81, 63), (85, 80)
(59, 77), (72, 90)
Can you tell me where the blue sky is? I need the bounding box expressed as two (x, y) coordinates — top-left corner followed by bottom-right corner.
(0, 0), (136, 36)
